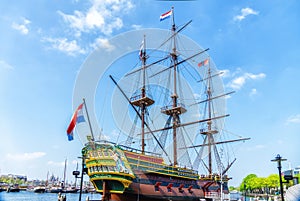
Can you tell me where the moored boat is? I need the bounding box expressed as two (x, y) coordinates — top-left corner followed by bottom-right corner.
(33, 185), (46, 193)
(83, 141), (204, 201)
(6, 184), (20, 193)
(62, 186), (78, 193)
(68, 7), (249, 201)
(47, 186), (63, 193)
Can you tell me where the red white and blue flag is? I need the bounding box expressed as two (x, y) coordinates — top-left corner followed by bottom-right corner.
(160, 10), (172, 21)
(66, 103), (85, 141)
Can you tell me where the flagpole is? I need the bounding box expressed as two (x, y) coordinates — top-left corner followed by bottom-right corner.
(171, 7), (175, 32)
(82, 98), (95, 141)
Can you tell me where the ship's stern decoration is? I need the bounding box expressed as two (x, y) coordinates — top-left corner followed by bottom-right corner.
(82, 143), (135, 194)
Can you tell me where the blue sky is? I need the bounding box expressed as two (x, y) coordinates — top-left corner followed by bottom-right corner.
(0, 0), (299, 187)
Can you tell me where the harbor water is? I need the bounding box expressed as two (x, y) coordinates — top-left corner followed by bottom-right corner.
(0, 191), (280, 201)
(0, 191), (102, 201)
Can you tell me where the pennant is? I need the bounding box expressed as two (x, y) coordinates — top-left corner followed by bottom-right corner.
(66, 103), (85, 141)
(198, 58), (209, 67)
(139, 40), (144, 59)
(160, 10), (172, 21)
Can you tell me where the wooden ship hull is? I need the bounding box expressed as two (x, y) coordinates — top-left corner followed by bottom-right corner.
(82, 142), (229, 201)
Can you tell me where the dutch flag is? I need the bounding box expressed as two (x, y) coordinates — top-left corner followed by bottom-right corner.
(66, 103), (85, 141)
(160, 10), (172, 21)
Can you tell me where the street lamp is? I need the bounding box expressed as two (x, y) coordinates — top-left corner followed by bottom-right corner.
(76, 156), (89, 201)
(244, 182), (246, 201)
(271, 154), (287, 201)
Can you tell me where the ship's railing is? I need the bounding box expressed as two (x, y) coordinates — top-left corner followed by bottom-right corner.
(163, 166), (199, 175)
(130, 93), (154, 102)
(160, 103), (186, 112)
(130, 94), (142, 102)
(205, 192), (220, 198)
(127, 158), (199, 179)
(205, 192), (230, 200)
(118, 144), (161, 157)
(90, 140), (199, 179)
(199, 173), (230, 181)
(93, 140), (162, 157)
(125, 154), (199, 175)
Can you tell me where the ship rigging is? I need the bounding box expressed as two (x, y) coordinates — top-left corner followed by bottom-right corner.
(70, 8), (250, 201)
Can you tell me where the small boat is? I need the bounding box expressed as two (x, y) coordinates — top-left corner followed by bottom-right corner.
(47, 186), (63, 193)
(6, 184), (20, 193)
(33, 185), (46, 193)
(62, 186), (78, 193)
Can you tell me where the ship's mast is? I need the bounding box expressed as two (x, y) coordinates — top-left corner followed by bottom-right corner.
(201, 62), (219, 176)
(207, 65), (214, 175)
(161, 7), (186, 166)
(171, 7), (178, 166)
(141, 36), (146, 154)
(130, 35), (154, 154)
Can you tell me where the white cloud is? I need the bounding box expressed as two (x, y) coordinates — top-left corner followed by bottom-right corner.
(91, 37), (115, 51)
(47, 160), (65, 167)
(42, 37), (86, 56)
(227, 72), (266, 90)
(219, 69), (230, 78)
(131, 24), (142, 30)
(234, 7), (259, 21)
(249, 88), (257, 96)
(246, 73), (265, 80)
(286, 114), (300, 124)
(0, 60), (14, 70)
(58, 0), (134, 36)
(230, 76), (246, 89)
(11, 18), (31, 35)
(6, 152), (46, 161)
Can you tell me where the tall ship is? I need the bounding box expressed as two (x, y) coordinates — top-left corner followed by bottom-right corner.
(69, 8), (249, 201)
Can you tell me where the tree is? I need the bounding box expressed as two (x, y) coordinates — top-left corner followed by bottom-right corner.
(265, 174), (279, 188)
(240, 174), (257, 192)
(239, 173), (280, 194)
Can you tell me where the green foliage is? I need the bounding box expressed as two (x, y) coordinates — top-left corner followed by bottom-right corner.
(266, 174), (279, 188)
(240, 174), (258, 191)
(229, 186), (238, 191)
(0, 175), (26, 185)
(239, 173), (280, 193)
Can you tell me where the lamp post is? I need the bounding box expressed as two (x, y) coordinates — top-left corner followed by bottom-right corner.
(244, 182), (246, 201)
(76, 156), (89, 201)
(79, 156), (85, 201)
(271, 154), (287, 201)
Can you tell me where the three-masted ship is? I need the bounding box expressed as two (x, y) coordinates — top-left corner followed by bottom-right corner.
(77, 8), (249, 201)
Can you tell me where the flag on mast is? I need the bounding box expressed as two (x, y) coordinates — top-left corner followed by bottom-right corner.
(160, 10), (172, 21)
(66, 103), (85, 141)
(198, 58), (209, 67)
(139, 40), (144, 59)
